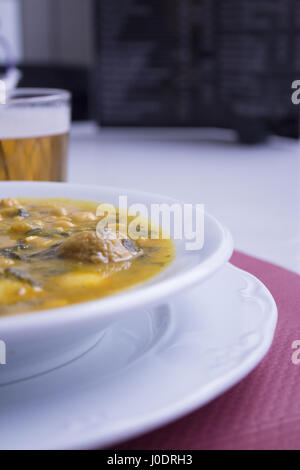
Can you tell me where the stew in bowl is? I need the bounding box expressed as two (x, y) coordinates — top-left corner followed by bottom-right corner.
(0, 197), (174, 316)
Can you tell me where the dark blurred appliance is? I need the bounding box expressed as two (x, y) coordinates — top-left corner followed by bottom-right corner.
(94, 0), (299, 143)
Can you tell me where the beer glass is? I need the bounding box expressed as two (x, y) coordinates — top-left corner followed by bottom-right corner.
(0, 88), (71, 181)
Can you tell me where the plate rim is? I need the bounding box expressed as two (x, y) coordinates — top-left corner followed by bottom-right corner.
(61, 263), (278, 450)
(0, 263), (276, 450)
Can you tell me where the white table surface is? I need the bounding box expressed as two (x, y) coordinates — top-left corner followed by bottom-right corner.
(68, 122), (300, 275)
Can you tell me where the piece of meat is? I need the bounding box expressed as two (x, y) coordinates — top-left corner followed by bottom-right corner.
(57, 231), (142, 264)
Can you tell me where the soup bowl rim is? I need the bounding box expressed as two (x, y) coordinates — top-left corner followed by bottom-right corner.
(0, 182), (234, 331)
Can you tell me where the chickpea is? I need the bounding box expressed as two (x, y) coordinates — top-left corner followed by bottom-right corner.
(30, 220), (44, 227)
(50, 206), (69, 217)
(25, 235), (38, 242)
(10, 220), (43, 233)
(72, 211), (97, 222)
(44, 216), (59, 223)
(38, 239), (54, 248)
(10, 222), (31, 233)
(52, 219), (75, 229)
(25, 236), (53, 249)
(0, 208), (20, 217)
(0, 198), (21, 208)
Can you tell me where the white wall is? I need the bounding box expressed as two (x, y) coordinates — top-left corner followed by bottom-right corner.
(0, 0), (22, 64)
(21, 0), (94, 65)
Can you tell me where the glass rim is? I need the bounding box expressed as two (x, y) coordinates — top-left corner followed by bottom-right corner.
(5, 88), (71, 105)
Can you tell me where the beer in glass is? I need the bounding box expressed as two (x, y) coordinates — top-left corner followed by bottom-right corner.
(0, 88), (71, 181)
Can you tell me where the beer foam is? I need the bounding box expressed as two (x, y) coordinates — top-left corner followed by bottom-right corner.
(0, 105), (70, 139)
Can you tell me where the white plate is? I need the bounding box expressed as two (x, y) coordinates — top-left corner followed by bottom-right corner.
(0, 264), (277, 450)
(0, 182), (233, 384)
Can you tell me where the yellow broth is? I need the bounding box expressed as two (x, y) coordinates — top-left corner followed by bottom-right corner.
(0, 197), (174, 316)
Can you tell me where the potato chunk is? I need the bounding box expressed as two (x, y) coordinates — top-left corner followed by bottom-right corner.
(57, 272), (107, 289)
(57, 231), (142, 264)
(0, 278), (38, 306)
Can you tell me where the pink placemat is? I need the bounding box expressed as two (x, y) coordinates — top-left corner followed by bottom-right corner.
(110, 251), (300, 450)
